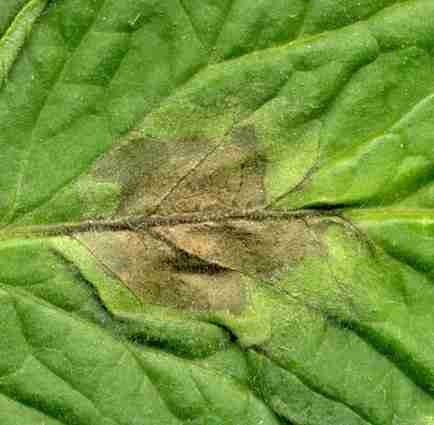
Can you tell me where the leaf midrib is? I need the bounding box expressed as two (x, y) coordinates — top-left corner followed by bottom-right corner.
(0, 208), (337, 240)
(4, 205), (432, 241)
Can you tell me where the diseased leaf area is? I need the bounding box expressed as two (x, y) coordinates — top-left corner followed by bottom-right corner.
(0, 1), (433, 424)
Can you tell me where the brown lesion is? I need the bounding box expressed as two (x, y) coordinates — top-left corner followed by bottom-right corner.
(77, 230), (247, 314)
(89, 136), (218, 216)
(77, 126), (322, 315)
(153, 218), (317, 279)
(76, 213), (320, 315)
(156, 138), (266, 214)
(89, 125), (266, 217)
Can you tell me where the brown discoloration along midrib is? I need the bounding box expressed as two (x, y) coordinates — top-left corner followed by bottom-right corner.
(74, 214), (323, 316)
(59, 128), (330, 315)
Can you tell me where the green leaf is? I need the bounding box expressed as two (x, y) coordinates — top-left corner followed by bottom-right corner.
(0, 0), (49, 89)
(0, 1), (433, 424)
